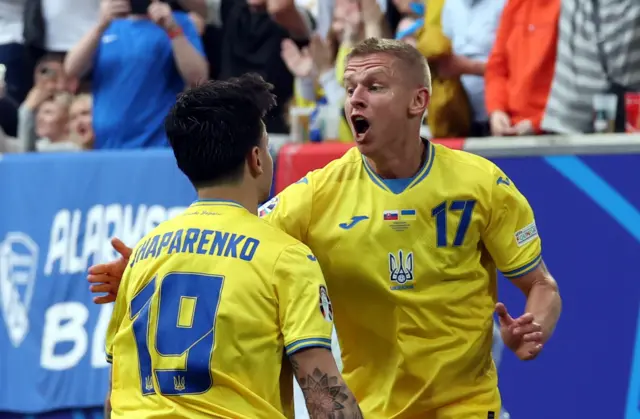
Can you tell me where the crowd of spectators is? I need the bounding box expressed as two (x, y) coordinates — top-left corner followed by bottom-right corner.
(0, 0), (638, 152)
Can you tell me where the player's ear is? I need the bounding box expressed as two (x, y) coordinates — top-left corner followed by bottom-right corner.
(408, 86), (429, 118)
(247, 146), (264, 179)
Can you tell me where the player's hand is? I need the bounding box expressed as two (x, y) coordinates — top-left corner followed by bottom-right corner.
(148, 0), (176, 31)
(87, 238), (132, 304)
(495, 302), (543, 361)
(281, 39), (313, 78)
(490, 111), (515, 136)
(98, 0), (130, 28)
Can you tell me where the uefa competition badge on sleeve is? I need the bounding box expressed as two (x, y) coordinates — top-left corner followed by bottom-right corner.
(514, 222), (538, 247)
(258, 196), (279, 218)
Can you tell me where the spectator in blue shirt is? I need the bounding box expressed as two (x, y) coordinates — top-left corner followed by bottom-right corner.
(64, 0), (208, 149)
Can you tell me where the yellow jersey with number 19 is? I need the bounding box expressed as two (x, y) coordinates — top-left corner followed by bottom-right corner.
(105, 200), (333, 419)
(260, 141), (543, 418)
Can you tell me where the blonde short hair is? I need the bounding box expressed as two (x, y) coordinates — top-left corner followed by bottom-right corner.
(346, 37), (432, 97)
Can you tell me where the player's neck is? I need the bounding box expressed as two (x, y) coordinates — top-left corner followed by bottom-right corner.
(196, 186), (259, 215)
(366, 136), (425, 179)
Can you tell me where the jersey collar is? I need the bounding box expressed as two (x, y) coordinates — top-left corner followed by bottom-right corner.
(191, 199), (244, 209)
(361, 139), (436, 194)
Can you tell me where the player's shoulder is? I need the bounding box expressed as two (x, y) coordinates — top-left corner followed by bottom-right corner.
(265, 147), (361, 206)
(253, 217), (318, 265)
(252, 215), (306, 248)
(434, 143), (501, 180)
(305, 146), (362, 185)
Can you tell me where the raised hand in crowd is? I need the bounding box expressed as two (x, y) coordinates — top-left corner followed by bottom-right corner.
(308, 35), (334, 75)
(264, 0), (295, 15)
(23, 64), (60, 111)
(337, 0), (363, 44)
(98, 0), (130, 29)
(148, 0), (178, 31)
(391, 0), (414, 14)
(361, 0), (390, 38)
(281, 39), (313, 78)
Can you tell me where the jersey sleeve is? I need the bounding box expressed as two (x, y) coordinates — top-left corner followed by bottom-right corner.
(259, 174), (314, 242)
(482, 167), (542, 279)
(105, 264), (132, 364)
(274, 243), (333, 356)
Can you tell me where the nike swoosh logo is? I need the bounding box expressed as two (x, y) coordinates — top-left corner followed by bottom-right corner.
(339, 216), (369, 230)
(296, 177), (308, 184)
(307, 254), (317, 261)
(497, 176), (511, 186)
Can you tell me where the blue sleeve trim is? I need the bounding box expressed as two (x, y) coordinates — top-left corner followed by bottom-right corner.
(285, 337), (332, 356)
(501, 254), (543, 279)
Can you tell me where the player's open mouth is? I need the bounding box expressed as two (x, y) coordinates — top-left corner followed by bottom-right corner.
(352, 116), (370, 135)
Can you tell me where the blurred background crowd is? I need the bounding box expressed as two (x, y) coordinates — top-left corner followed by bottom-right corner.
(0, 0), (639, 153)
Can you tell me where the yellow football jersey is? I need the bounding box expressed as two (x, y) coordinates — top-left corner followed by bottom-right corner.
(105, 200), (333, 419)
(260, 141), (542, 418)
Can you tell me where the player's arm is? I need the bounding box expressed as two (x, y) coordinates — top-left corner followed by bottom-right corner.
(259, 174), (314, 242)
(290, 347), (362, 419)
(482, 168), (562, 343)
(509, 260), (561, 342)
(275, 243), (362, 418)
(105, 367), (112, 418)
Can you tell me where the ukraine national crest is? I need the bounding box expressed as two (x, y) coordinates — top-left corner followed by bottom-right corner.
(389, 249), (414, 290)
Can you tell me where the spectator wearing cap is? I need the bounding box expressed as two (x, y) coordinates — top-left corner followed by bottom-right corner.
(64, 0), (208, 149)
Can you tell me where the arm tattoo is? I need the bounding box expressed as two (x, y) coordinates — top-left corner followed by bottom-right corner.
(290, 357), (300, 374)
(298, 368), (363, 419)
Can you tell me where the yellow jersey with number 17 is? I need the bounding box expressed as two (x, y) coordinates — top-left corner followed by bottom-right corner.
(260, 141), (543, 418)
(105, 200), (333, 419)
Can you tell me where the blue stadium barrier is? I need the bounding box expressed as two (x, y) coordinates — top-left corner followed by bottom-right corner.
(0, 148), (638, 419)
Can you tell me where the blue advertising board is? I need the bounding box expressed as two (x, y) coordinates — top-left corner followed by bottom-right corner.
(0, 150), (638, 419)
(0, 151), (195, 414)
(495, 154), (640, 419)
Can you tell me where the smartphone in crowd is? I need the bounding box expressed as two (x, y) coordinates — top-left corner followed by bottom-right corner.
(130, 0), (152, 15)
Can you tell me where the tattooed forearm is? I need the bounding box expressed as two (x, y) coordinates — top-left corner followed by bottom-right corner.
(298, 368), (363, 419)
(290, 357), (300, 375)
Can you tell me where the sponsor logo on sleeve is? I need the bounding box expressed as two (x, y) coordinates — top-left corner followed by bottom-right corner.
(318, 285), (333, 322)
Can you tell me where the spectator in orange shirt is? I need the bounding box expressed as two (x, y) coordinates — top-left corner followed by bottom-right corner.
(485, 0), (560, 136)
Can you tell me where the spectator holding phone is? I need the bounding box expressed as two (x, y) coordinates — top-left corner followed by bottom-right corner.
(16, 54), (78, 152)
(64, 0), (208, 149)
